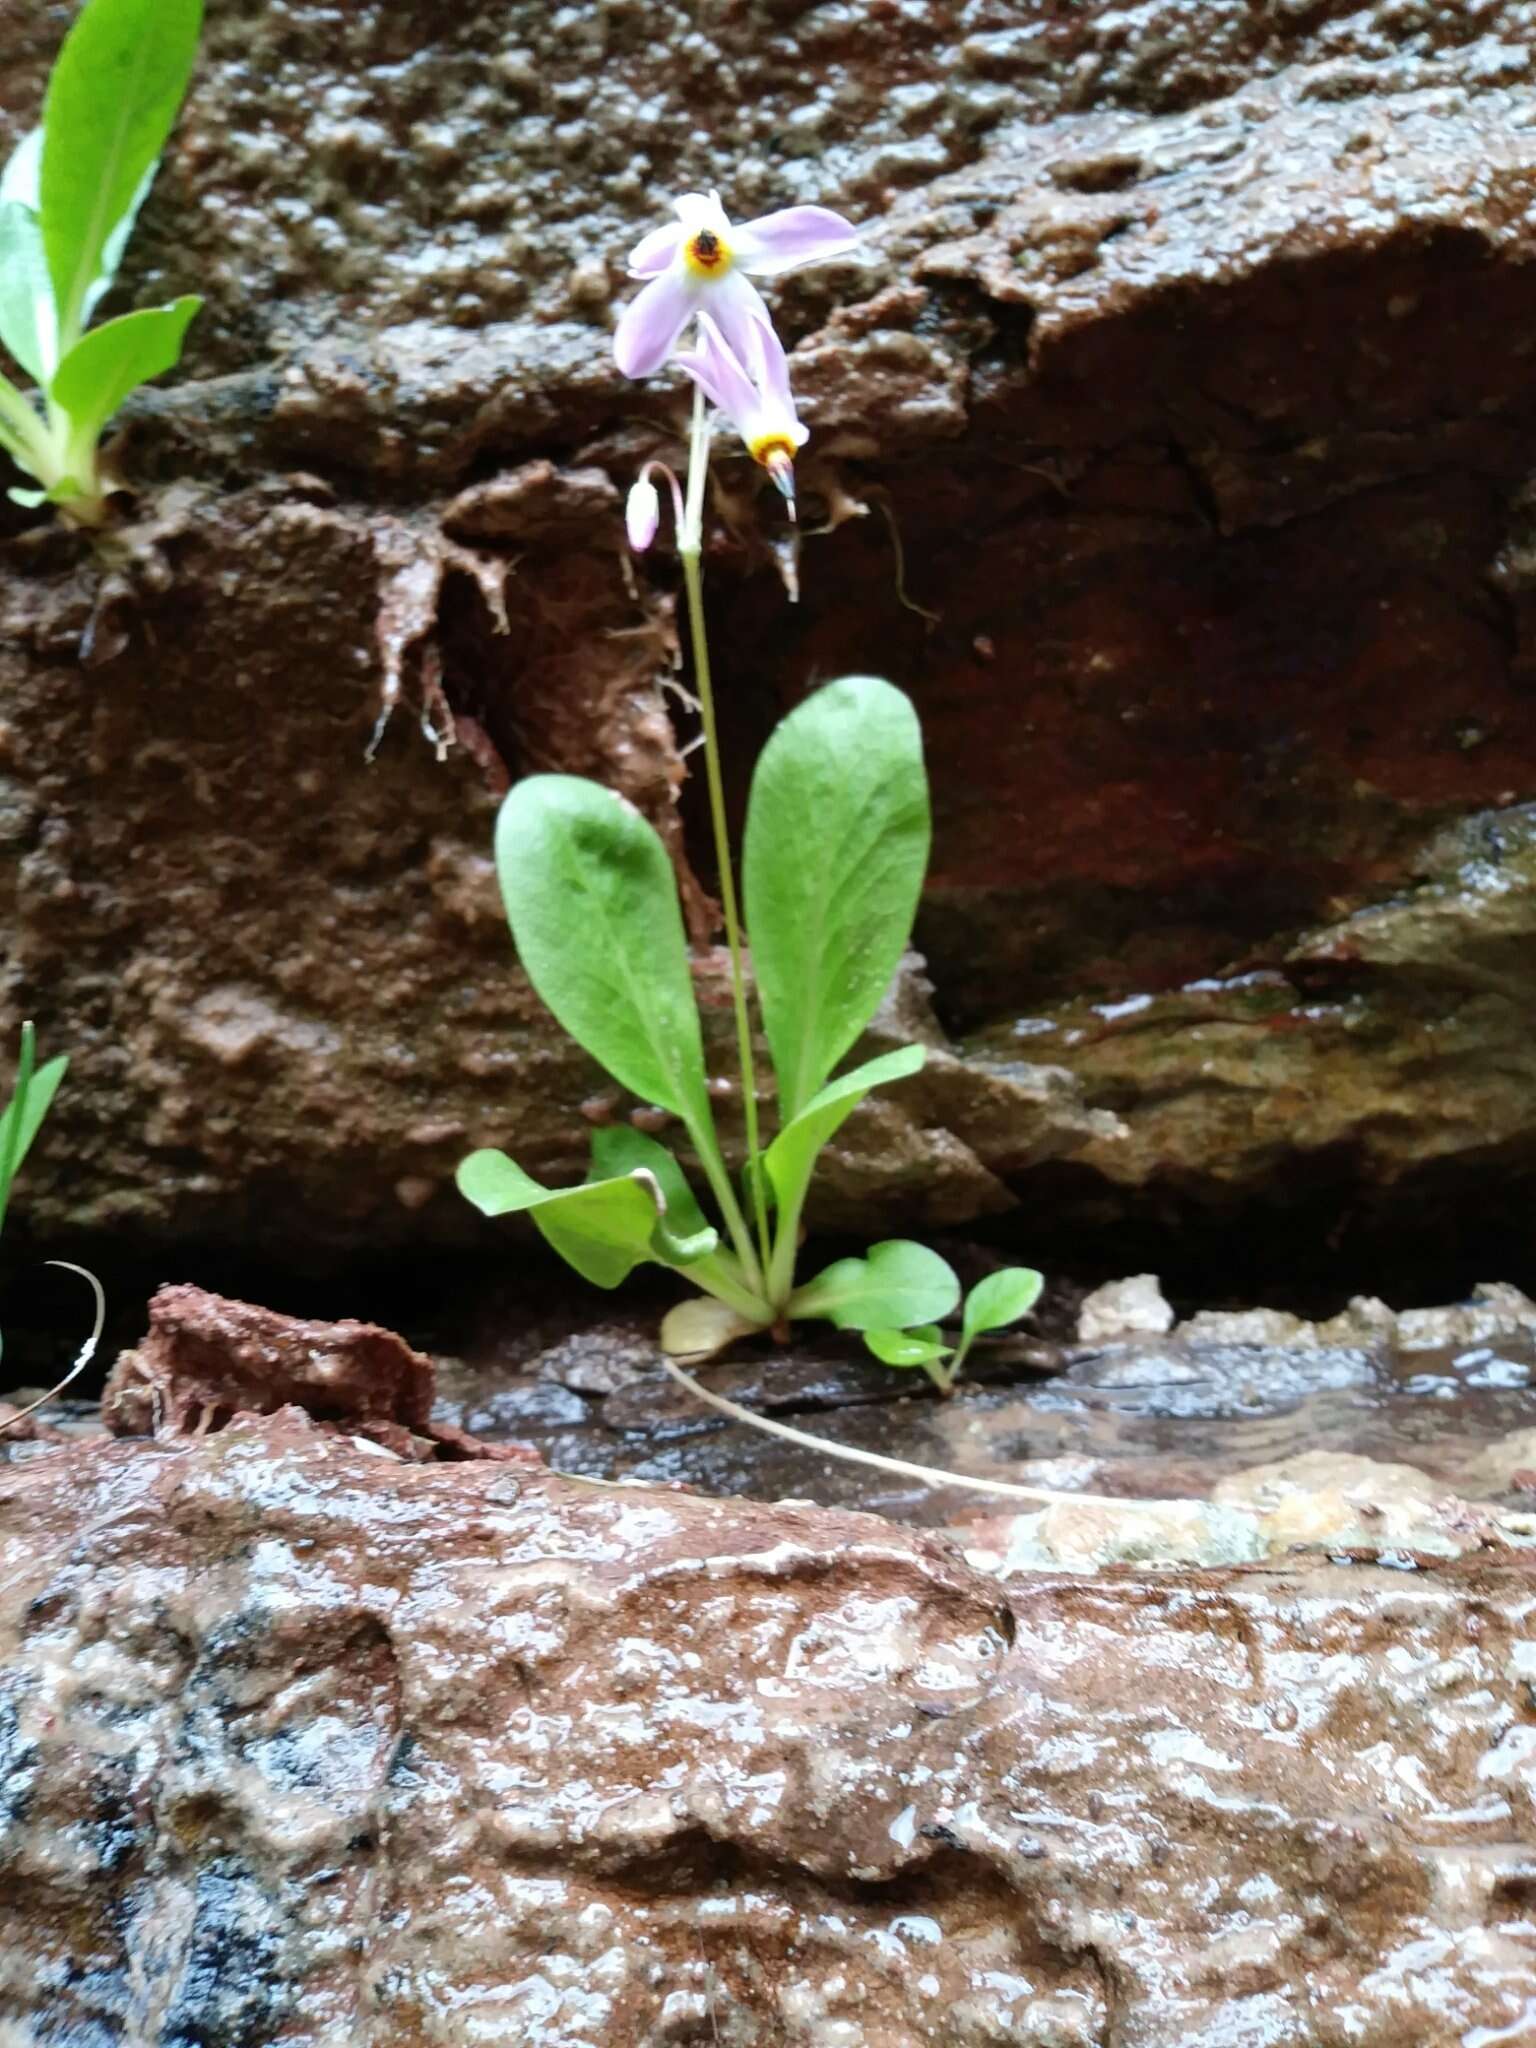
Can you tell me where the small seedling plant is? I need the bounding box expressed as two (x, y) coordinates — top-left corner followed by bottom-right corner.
(459, 192), (1041, 1393)
(0, 1024), (104, 1431)
(0, 0), (203, 526)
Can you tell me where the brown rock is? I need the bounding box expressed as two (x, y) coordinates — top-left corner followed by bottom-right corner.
(7, 3), (1536, 1267)
(102, 1282), (533, 1464)
(1, 1413), (1533, 2042)
(0, 460), (1103, 1258)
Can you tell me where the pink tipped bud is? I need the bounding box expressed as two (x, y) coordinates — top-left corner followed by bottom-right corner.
(626, 476), (661, 552)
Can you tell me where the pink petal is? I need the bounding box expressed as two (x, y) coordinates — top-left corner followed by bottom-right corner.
(613, 269), (698, 379)
(626, 220), (684, 279)
(742, 324), (809, 450)
(745, 319), (798, 422)
(707, 271), (776, 380)
(734, 205), (859, 277)
(671, 347), (731, 419)
(675, 315), (761, 440)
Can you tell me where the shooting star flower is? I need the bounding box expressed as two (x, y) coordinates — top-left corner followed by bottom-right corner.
(674, 313), (809, 512)
(613, 190), (857, 380)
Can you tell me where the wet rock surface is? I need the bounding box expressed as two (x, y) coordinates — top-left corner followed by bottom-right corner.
(1, 6), (1535, 1264)
(434, 1280), (1536, 1553)
(2, 1407), (1534, 2046)
(0, 481), (1102, 1257)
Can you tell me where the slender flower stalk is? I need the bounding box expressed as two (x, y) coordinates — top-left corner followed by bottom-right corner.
(676, 389), (773, 1278)
(615, 188), (858, 1289)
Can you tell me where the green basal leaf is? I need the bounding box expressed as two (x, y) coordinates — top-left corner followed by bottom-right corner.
(962, 1268), (1044, 1344)
(0, 198), (56, 384)
(939, 1266), (1046, 1391)
(40, 0), (203, 347)
(456, 1147), (663, 1290)
(763, 1045), (926, 1213)
(6, 488), (47, 509)
(586, 1123), (775, 1312)
(743, 676), (930, 1121)
(50, 294), (201, 447)
(495, 776), (715, 1139)
(762, 1042), (925, 1299)
(788, 1239), (959, 1335)
(0, 1025), (66, 1235)
(863, 1325), (951, 1369)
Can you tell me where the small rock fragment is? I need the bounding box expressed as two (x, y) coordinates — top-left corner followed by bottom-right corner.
(1076, 1274), (1174, 1343)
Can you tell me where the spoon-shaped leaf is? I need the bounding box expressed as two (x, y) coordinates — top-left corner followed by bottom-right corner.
(788, 1239), (959, 1334)
(495, 776), (714, 1139)
(590, 1124), (710, 1237)
(940, 1266), (1047, 1390)
(590, 1123), (722, 1267)
(744, 677), (929, 1120)
(961, 1268), (1044, 1345)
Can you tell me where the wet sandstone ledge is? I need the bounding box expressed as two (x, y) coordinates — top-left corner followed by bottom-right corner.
(3, 8), (1536, 1275)
(5, 1285), (1535, 2038)
(3, 1396), (1535, 2044)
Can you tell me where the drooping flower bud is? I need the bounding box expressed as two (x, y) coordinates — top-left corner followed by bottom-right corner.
(626, 475), (661, 553)
(673, 315), (808, 515)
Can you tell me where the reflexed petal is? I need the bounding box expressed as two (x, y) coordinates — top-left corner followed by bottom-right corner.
(613, 268), (699, 378)
(674, 314), (762, 441)
(626, 220), (684, 278)
(744, 320), (809, 446)
(734, 204), (859, 277)
(671, 346), (732, 421)
(707, 270), (776, 378)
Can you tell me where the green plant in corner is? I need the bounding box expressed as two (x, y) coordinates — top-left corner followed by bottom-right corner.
(0, 1023), (105, 1433)
(0, 0), (203, 527)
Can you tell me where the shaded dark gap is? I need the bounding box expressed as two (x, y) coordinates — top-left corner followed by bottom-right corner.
(8, 1144), (1536, 1404)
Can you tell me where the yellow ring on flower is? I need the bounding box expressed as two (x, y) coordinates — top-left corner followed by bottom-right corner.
(683, 227), (732, 278)
(748, 433), (797, 469)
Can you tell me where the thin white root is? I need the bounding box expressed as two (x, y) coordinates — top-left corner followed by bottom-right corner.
(0, 1262), (107, 1433)
(868, 491), (941, 625)
(655, 1351), (1184, 1510)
